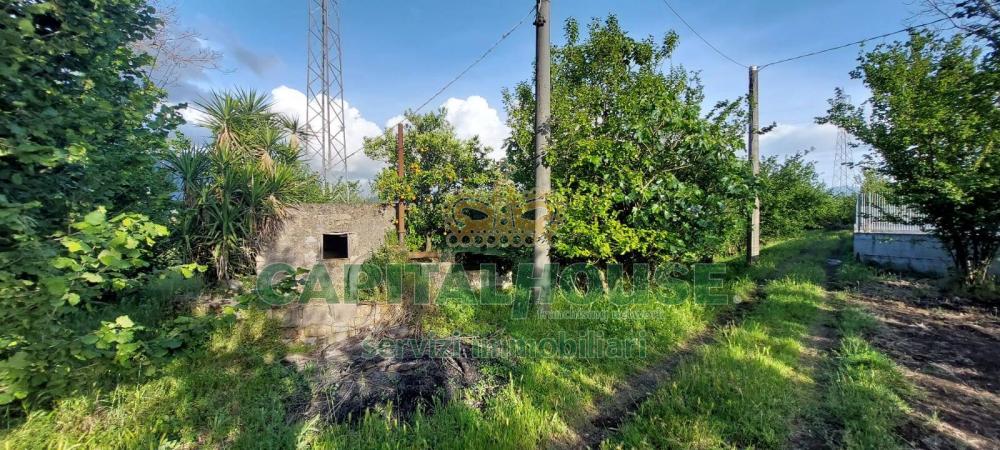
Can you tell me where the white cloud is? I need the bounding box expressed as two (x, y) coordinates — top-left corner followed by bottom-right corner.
(441, 96), (510, 159)
(760, 122), (852, 187)
(384, 115), (407, 129)
(178, 105), (209, 125)
(269, 85), (385, 182)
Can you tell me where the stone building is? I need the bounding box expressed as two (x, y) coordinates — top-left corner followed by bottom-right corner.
(256, 203), (400, 345)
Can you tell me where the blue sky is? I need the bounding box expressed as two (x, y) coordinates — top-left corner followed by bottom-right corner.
(167, 0), (934, 184)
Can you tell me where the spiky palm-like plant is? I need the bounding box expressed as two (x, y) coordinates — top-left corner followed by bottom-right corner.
(167, 89), (326, 281)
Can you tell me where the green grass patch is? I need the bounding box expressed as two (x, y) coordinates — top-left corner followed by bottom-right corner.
(602, 278), (827, 449)
(0, 310), (305, 449)
(1, 232), (851, 449)
(820, 302), (911, 450)
(837, 262), (878, 286)
(825, 336), (910, 450)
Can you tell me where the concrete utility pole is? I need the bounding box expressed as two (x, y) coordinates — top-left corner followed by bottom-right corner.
(747, 65), (761, 264)
(396, 123), (406, 244)
(533, 0), (552, 302)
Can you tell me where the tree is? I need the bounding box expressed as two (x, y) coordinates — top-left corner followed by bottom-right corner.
(1, 0), (182, 243)
(504, 16), (750, 264)
(165, 90), (329, 281)
(758, 152), (852, 240)
(925, 0), (1000, 58)
(820, 31), (1000, 284)
(132, 0), (222, 88)
(0, 0), (187, 409)
(364, 110), (504, 251)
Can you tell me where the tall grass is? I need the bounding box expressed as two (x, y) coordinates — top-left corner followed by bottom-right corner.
(1, 232), (867, 449)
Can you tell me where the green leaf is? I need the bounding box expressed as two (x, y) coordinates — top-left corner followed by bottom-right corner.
(84, 208), (107, 226)
(115, 316), (135, 329)
(51, 257), (81, 271)
(42, 276), (67, 295)
(64, 292), (81, 306)
(80, 272), (104, 283)
(17, 18), (33, 34)
(97, 248), (122, 267)
(4, 352), (30, 370)
(61, 238), (85, 253)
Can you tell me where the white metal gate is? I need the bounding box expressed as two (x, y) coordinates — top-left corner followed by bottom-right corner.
(854, 193), (931, 234)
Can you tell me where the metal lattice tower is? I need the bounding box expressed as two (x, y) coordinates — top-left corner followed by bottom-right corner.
(307, 0), (347, 182)
(833, 128), (854, 190)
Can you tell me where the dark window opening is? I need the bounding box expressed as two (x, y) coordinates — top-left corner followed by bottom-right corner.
(323, 233), (349, 259)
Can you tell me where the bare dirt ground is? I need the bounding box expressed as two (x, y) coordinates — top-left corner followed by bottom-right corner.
(848, 277), (1000, 449)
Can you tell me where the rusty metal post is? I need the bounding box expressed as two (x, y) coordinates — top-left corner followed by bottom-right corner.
(396, 123), (406, 244)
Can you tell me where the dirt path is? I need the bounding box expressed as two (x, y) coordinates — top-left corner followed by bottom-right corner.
(785, 260), (845, 449)
(784, 307), (840, 450)
(849, 277), (1000, 449)
(552, 240), (843, 449)
(554, 299), (754, 449)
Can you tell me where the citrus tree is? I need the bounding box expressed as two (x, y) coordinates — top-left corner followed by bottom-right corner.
(364, 110), (504, 250)
(504, 16), (751, 264)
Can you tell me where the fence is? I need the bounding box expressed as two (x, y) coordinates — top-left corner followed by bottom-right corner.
(854, 193), (931, 234)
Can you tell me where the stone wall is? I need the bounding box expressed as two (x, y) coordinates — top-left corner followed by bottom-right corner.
(256, 203), (399, 345)
(257, 203), (394, 278)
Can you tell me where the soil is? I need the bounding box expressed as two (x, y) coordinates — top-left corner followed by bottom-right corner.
(848, 277), (1000, 449)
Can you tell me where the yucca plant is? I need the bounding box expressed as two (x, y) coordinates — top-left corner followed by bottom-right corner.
(166, 89), (328, 282)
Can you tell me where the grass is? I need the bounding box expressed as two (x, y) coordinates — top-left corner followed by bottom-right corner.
(1, 231), (918, 449)
(601, 235), (839, 449)
(1, 310), (306, 449)
(824, 336), (910, 450)
(836, 261), (879, 287)
(821, 299), (911, 450)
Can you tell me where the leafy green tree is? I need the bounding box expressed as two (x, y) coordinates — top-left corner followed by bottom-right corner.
(758, 152), (852, 239)
(820, 31), (1000, 284)
(504, 16), (750, 263)
(0, 0), (191, 411)
(364, 110), (504, 250)
(0, 0), (182, 242)
(165, 90), (329, 281)
(926, 0), (1000, 58)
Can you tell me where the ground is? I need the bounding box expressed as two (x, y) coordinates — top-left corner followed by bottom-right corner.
(847, 277), (1000, 449)
(1, 231), (997, 449)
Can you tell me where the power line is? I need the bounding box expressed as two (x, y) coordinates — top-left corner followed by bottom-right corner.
(759, 17), (951, 69)
(335, 4), (537, 168)
(658, 0), (747, 68)
(410, 4), (538, 115)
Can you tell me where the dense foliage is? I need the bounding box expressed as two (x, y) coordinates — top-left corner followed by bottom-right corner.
(504, 17), (751, 264)
(820, 30), (1000, 284)
(0, 0), (197, 410)
(364, 110), (505, 250)
(165, 90), (331, 281)
(758, 152), (853, 240)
